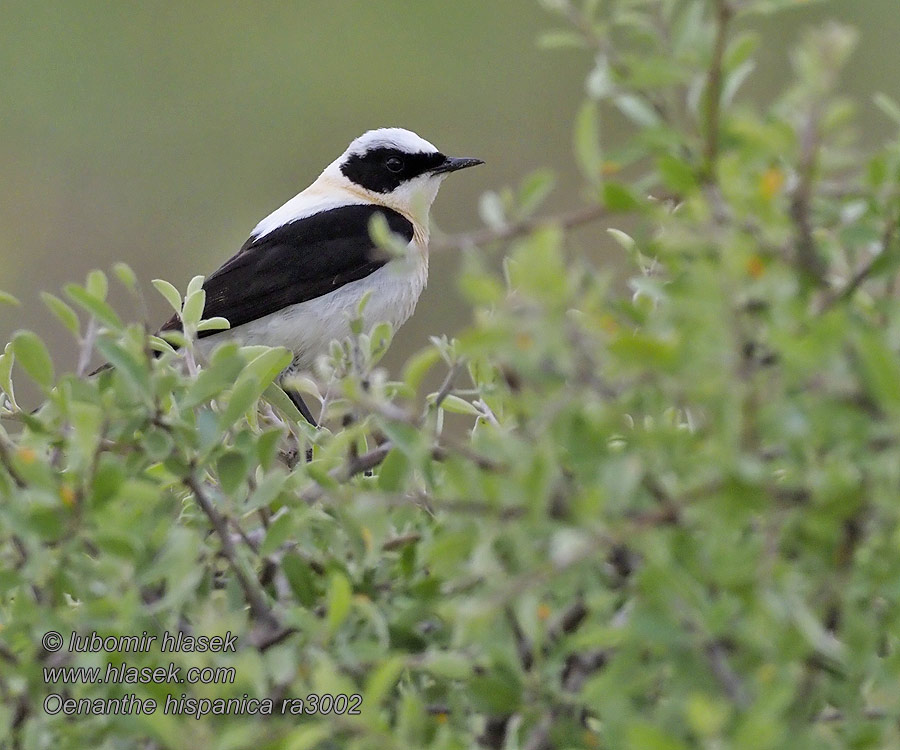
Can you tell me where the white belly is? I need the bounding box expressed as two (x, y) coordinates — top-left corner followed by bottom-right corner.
(197, 251), (428, 371)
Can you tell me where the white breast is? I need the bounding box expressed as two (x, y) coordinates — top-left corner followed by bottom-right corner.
(197, 244), (428, 372)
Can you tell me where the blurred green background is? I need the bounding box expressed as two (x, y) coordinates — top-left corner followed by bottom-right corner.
(2, 0), (899, 386)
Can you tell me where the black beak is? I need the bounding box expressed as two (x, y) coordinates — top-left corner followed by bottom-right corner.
(432, 156), (484, 175)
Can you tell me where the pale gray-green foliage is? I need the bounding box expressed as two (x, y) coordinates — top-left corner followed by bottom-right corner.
(3, 1), (900, 748)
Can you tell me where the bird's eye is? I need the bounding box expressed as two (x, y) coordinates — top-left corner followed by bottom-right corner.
(385, 157), (404, 173)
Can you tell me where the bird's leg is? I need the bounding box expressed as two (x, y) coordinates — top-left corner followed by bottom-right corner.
(286, 387), (317, 427)
(284, 386), (316, 463)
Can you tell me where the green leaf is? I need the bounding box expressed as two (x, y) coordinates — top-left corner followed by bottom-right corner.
(607, 227), (635, 251)
(423, 652), (473, 680)
(196, 316), (230, 332)
(11, 331), (54, 389)
(657, 154), (698, 194)
(0, 343), (17, 409)
(305, 462), (340, 493)
(587, 55), (614, 99)
(507, 224), (567, 301)
(95, 338), (150, 393)
(219, 376), (262, 430)
(479, 191), (507, 230)
(91, 455), (126, 506)
(262, 383), (307, 424)
(216, 451), (249, 495)
(686, 693), (731, 737)
(181, 289), (206, 327)
(603, 182), (641, 212)
(469, 662), (522, 715)
(151, 333), (180, 353)
(143, 426), (174, 461)
(0, 291), (20, 307)
(64, 284), (123, 329)
(242, 347), (292, 388)
(363, 655), (405, 709)
(626, 723), (689, 750)
(459, 261), (505, 306)
(260, 512), (295, 556)
(217, 348), (292, 428)
(379, 421), (423, 457)
(874, 92), (900, 127)
(186, 274), (205, 297)
(356, 289), (373, 317)
(854, 330), (900, 415)
(69, 401), (103, 459)
(614, 93), (662, 128)
(236, 345), (275, 361)
(369, 321), (394, 364)
(722, 60), (756, 109)
(537, 30), (585, 50)
(402, 347), (441, 391)
(326, 572), (353, 633)
(518, 169), (556, 215)
(609, 332), (677, 368)
(282, 553), (319, 607)
(725, 31), (760, 70)
(85, 269), (108, 300)
(41, 293), (80, 336)
(243, 471), (288, 511)
(27, 505), (65, 541)
(574, 100), (603, 181)
(284, 724), (331, 750)
(152, 279), (183, 314)
(437, 394), (480, 416)
(859, 243), (900, 281)
(112, 262), (138, 290)
(377, 448), (409, 492)
(256, 428), (283, 471)
(368, 213), (408, 256)
(182, 366), (242, 409)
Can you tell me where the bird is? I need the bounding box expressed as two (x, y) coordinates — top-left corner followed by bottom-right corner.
(159, 128), (483, 424)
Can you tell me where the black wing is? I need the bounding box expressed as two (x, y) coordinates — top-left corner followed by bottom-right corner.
(161, 204), (414, 337)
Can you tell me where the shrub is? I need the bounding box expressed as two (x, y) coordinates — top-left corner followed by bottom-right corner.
(2, 1), (900, 748)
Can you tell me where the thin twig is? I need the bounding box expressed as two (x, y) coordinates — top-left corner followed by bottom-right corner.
(504, 605), (534, 671)
(381, 533), (421, 551)
(790, 105), (828, 284)
(816, 707), (889, 723)
(705, 639), (749, 708)
(301, 431), (504, 506)
(479, 716), (511, 750)
(561, 649), (608, 692)
(548, 597), (588, 643)
(184, 472), (278, 628)
(0, 434), (26, 488)
(522, 717), (554, 750)
(347, 442), (393, 476)
(701, 0), (732, 180)
(301, 442), (393, 504)
(818, 210), (899, 312)
(433, 361), (462, 410)
(431, 441), (503, 471)
(559, 0), (603, 51)
(432, 204), (608, 252)
(76, 318), (98, 377)
(0, 640), (19, 665)
(474, 399), (500, 427)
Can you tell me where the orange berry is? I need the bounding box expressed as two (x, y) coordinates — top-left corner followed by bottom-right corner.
(759, 167), (785, 200)
(746, 255), (765, 279)
(60, 485), (76, 507)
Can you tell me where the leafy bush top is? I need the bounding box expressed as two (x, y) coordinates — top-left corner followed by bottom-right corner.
(3, 1), (900, 748)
